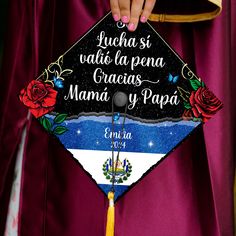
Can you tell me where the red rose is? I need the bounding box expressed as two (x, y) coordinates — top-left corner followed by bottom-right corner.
(189, 87), (222, 122)
(19, 80), (57, 118)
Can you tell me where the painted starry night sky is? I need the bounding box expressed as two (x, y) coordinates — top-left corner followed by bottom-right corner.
(51, 12), (194, 121)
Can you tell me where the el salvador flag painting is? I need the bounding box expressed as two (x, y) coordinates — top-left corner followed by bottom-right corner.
(44, 114), (200, 200)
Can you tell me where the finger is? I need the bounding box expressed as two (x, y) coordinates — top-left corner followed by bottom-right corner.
(140, 0), (156, 23)
(119, 0), (131, 24)
(128, 0), (144, 31)
(110, 0), (121, 21)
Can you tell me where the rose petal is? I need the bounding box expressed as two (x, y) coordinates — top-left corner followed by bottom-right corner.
(182, 109), (193, 120)
(19, 88), (26, 98)
(192, 106), (200, 118)
(201, 109), (217, 119)
(26, 80), (45, 100)
(194, 88), (204, 104)
(41, 87), (57, 107)
(31, 86), (48, 102)
(194, 103), (205, 114)
(202, 116), (210, 123)
(194, 87), (202, 97)
(19, 89), (26, 103)
(21, 92), (40, 109)
(189, 92), (196, 106)
(29, 106), (54, 118)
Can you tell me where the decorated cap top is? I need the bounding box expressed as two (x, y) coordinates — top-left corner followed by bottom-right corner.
(19, 12), (222, 201)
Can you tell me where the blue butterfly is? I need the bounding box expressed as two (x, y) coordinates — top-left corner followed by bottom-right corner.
(53, 76), (64, 88)
(168, 73), (179, 84)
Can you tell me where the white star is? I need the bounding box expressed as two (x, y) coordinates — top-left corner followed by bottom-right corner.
(148, 141), (154, 147)
(170, 132), (173, 135)
(96, 140), (100, 145)
(77, 129), (81, 135)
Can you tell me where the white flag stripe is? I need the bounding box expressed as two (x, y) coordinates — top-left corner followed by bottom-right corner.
(68, 149), (165, 186)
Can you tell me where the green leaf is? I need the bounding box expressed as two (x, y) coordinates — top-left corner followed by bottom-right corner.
(190, 79), (202, 91)
(53, 126), (68, 135)
(42, 117), (52, 132)
(184, 102), (192, 110)
(54, 113), (67, 124)
(201, 81), (205, 87)
(123, 176), (128, 181)
(38, 117), (44, 125)
(193, 117), (202, 122)
(106, 175), (111, 179)
(118, 178), (123, 183)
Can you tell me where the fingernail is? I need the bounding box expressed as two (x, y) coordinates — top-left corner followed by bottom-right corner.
(113, 14), (119, 22)
(121, 16), (129, 23)
(140, 16), (147, 23)
(128, 23), (135, 31)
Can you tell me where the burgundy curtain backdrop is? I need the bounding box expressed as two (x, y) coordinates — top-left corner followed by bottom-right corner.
(0, 0), (235, 235)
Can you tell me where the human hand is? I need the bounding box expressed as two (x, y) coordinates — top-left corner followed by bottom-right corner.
(110, 0), (156, 31)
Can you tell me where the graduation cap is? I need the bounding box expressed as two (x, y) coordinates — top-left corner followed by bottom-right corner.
(19, 12), (222, 236)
